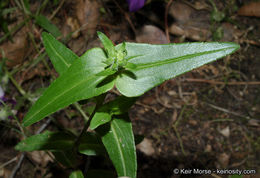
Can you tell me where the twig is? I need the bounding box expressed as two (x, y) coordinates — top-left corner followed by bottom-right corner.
(165, 0), (173, 43)
(9, 153), (25, 178)
(112, 0), (137, 35)
(172, 105), (187, 156)
(49, 0), (65, 20)
(206, 102), (250, 119)
(183, 78), (260, 85)
(35, 118), (52, 134)
(0, 157), (18, 169)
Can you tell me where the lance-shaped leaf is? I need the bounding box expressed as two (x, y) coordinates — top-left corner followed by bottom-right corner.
(15, 131), (76, 151)
(97, 31), (115, 58)
(97, 116), (137, 178)
(78, 132), (105, 156)
(42, 32), (78, 75)
(86, 170), (115, 178)
(115, 42), (240, 97)
(69, 170), (84, 178)
(35, 15), (62, 38)
(22, 48), (115, 126)
(52, 150), (78, 168)
(90, 96), (137, 130)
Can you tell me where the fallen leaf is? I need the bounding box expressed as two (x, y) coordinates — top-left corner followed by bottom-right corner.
(0, 168), (11, 178)
(168, 2), (211, 41)
(204, 144), (212, 152)
(136, 25), (168, 44)
(238, 2), (260, 17)
(0, 27), (29, 67)
(66, 16), (80, 38)
(75, 0), (100, 37)
(217, 153), (230, 168)
(28, 151), (52, 167)
(248, 119), (260, 127)
(168, 2), (240, 41)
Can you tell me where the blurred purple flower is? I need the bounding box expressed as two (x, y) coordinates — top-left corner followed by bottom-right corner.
(127, 0), (146, 12)
(0, 85), (16, 106)
(0, 86), (4, 100)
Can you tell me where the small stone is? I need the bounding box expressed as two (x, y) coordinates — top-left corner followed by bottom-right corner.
(205, 144), (212, 152)
(219, 126), (230, 138)
(137, 138), (155, 156)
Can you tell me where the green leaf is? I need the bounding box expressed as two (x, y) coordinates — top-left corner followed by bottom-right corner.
(22, 48), (115, 126)
(97, 116), (137, 178)
(90, 96), (136, 130)
(115, 42), (240, 97)
(78, 132), (105, 156)
(35, 14), (62, 37)
(42, 32), (78, 75)
(96, 68), (116, 76)
(97, 31), (115, 58)
(15, 131), (75, 151)
(69, 170), (84, 178)
(90, 112), (111, 130)
(86, 170), (115, 178)
(52, 150), (78, 168)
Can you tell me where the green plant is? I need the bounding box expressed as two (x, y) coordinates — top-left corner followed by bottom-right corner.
(15, 31), (239, 177)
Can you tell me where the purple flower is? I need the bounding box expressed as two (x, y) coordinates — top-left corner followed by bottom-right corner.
(0, 86), (4, 100)
(127, 0), (146, 12)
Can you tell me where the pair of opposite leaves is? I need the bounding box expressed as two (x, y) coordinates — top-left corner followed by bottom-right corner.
(22, 32), (239, 126)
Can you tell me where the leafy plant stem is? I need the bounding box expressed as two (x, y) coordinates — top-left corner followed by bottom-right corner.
(6, 70), (27, 100)
(208, 0), (218, 12)
(74, 94), (107, 149)
(73, 106), (98, 149)
(73, 102), (89, 122)
(13, 0), (22, 10)
(20, 0), (31, 16)
(36, 0), (49, 16)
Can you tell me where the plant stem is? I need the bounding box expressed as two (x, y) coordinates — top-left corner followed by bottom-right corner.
(74, 94), (106, 148)
(74, 107), (97, 147)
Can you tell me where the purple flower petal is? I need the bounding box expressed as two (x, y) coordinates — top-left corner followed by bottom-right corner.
(127, 0), (146, 12)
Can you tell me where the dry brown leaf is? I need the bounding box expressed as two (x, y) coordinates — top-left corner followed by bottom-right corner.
(0, 168), (11, 178)
(136, 25), (168, 44)
(238, 2), (260, 17)
(217, 153), (230, 168)
(168, 2), (211, 41)
(66, 17), (80, 38)
(75, 0), (101, 37)
(28, 151), (52, 167)
(0, 27), (29, 67)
